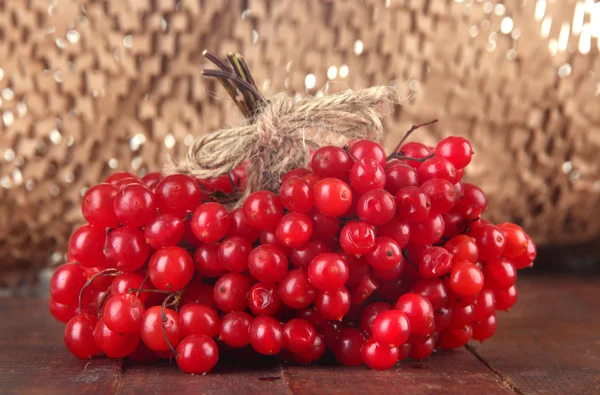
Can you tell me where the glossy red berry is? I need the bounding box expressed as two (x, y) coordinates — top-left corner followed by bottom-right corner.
(289, 240), (328, 269)
(435, 136), (473, 169)
(469, 223), (506, 261)
(395, 186), (431, 222)
(412, 278), (449, 310)
(351, 275), (380, 305)
(349, 140), (387, 168)
(113, 184), (157, 227)
(409, 337), (435, 360)
(176, 334), (219, 374)
(455, 183), (487, 220)
(418, 246), (453, 278)
(105, 171), (136, 185)
(311, 146), (354, 179)
(247, 282), (281, 316)
(361, 338), (399, 370)
(68, 224), (108, 268)
(494, 285), (518, 310)
(399, 142), (432, 169)
(313, 178), (353, 217)
(513, 235), (536, 269)
(50, 263), (87, 305)
(110, 272), (152, 303)
(82, 183), (120, 228)
(339, 251), (370, 286)
(339, 221), (375, 255)
(357, 189), (396, 226)
(349, 158), (386, 194)
(144, 213), (184, 249)
(410, 213), (445, 245)
(148, 246), (194, 291)
(191, 202), (230, 243)
(140, 306), (181, 351)
(276, 213), (313, 247)
(227, 208), (260, 243)
(282, 168), (313, 183)
(364, 237), (402, 271)
(106, 227), (149, 272)
(371, 258), (405, 282)
(140, 172), (162, 189)
(472, 313), (498, 341)
(439, 325), (473, 349)
(180, 278), (215, 307)
(249, 316), (284, 355)
(94, 318), (140, 358)
(483, 257), (517, 291)
(64, 314), (101, 359)
(283, 318), (317, 354)
(179, 304), (220, 338)
(447, 260), (484, 298)
(154, 174), (202, 217)
(218, 236), (252, 273)
(193, 244), (224, 278)
(213, 273), (252, 313)
(497, 223), (529, 258)
(103, 293), (145, 334)
(294, 333), (326, 364)
(377, 215), (410, 249)
(444, 235), (479, 263)
(307, 210), (341, 240)
(394, 293), (434, 336)
(219, 311), (253, 348)
(418, 157), (457, 184)
(372, 310), (411, 347)
(49, 298), (77, 323)
(280, 177), (314, 213)
(385, 161), (418, 195)
(420, 178), (458, 215)
(279, 269), (316, 309)
(473, 289), (496, 321)
(359, 302), (392, 335)
(314, 287), (351, 320)
(243, 191), (283, 230)
(448, 304), (475, 329)
(308, 253), (349, 292)
(248, 244), (289, 283)
(334, 328), (365, 366)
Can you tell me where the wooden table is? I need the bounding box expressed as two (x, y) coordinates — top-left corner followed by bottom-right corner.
(1, 275), (598, 394)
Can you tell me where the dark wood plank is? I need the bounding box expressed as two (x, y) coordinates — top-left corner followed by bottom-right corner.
(469, 275), (600, 394)
(0, 299), (123, 395)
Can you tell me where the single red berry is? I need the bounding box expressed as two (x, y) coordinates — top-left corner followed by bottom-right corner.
(106, 227), (149, 272)
(494, 285), (518, 310)
(339, 221), (376, 256)
(293, 333), (326, 364)
(395, 186), (431, 222)
(410, 213), (445, 245)
(361, 338), (399, 370)
(191, 202), (230, 243)
(103, 293), (145, 334)
(213, 272), (252, 313)
(218, 236), (252, 273)
(279, 269), (316, 309)
(483, 257), (517, 291)
(180, 278), (215, 307)
(307, 210), (341, 240)
(113, 177), (144, 189)
(148, 246), (194, 291)
(313, 178), (353, 217)
(308, 253), (349, 292)
(350, 274), (380, 305)
(434, 307), (452, 332)
(357, 189), (396, 226)
(243, 191), (283, 230)
(473, 289), (496, 321)
(290, 240), (328, 269)
(179, 304), (220, 338)
(219, 311), (253, 348)
(359, 302), (392, 335)
(418, 246), (453, 278)
(49, 298), (77, 323)
(455, 183), (487, 220)
(276, 212), (313, 247)
(311, 146), (354, 179)
(248, 244), (288, 283)
(349, 140), (387, 168)
(442, 210), (469, 238)
(105, 171), (136, 185)
(472, 313), (498, 341)
(50, 263), (87, 305)
(259, 229), (289, 252)
(438, 325), (473, 349)
(314, 287), (351, 320)
(448, 304), (475, 329)
(82, 183), (120, 228)
(68, 224), (108, 268)
(365, 237), (402, 271)
(247, 282), (281, 316)
(140, 306), (181, 351)
(412, 278), (449, 310)
(420, 178), (458, 215)
(282, 168), (312, 184)
(144, 213), (184, 249)
(94, 318), (140, 358)
(469, 223), (506, 261)
(513, 235), (536, 270)
(200, 174), (235, 194)
(339, 251), (371, 286)
(418, 157), (458, 184)
(302, 173), (322, 187)
(435, 136), (473, 169)
(409, 337), (435, 360)
(64, 314), (101, 359)
(447, 260), (484, 298)
(372, 310), (411, 347)
(280, 177), (314, 213)
(111, 272), (153, 303)
(399, 142), (432, 169)
(113, 184), (157, 227)
(385, 160), (418, 195)
(283, 318), (317, 354)
(176, 334), (219, 374)
(394, 293), (434, 336)
(249, 316), (284, 355)
(227, 207), (261, 243)
(444, 234), (479, 262)
(371, 258), (406, 282)
(140, 172), (162, 190)
(349, 158), (386, 194)
(334, 328), (365, 366)
(497, 223), (529, 258)
(193, 244), (225, 278)
(377, 215), (411, 249)
(154, 174), (202, 218)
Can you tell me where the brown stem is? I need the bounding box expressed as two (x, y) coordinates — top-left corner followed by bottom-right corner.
(78, 268), (121, 314)
(161, 293), (182, 357)
(390, 119), (439, 157)
(387, 152), (436, 162)
(201, 70), (264, 102)
(136, 273), (150, 299)
(96, 286), (112, 319)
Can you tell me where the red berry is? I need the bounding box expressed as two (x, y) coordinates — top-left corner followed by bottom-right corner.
(218, 236), (252, 273)
(313, 178), (353, 217)
(334, 328), (365, 366)
(200, 174), (235, 194)
(357, 189), (396, 226)
(473, 289), (496, 321)
(140, 306), (181, 351)
(106, 227), (149, 272)
(385, 161), (418, 195)
(148, 246), (194, 291)
(469, 223), (506, 261)
(50, 263), (87, 305)
(513, 235), (536, 269)
(276, 212), (313, 247)
(371, 259), (405, 282)
(247, 282), (281, 316)
(498, 223), (529, 258)
(64, 315), (101, 359)
(444, 235), (479, 263)
(191, 202), (230, 243)
(219, 311), (253, 348)
(113, 184), (157, 227)
(248, 244), (288, 283)
(350, 275), (380, 304)
(283, 318), (317, 354)
(279, 269), (315, 309)
(395, 186), (431, 222)
(180, 278), (215, 307)
(105, 171), (136, 185)
(365, 237), (402, 271)
(82, 183), (120, 228)
(213, 273), (252, 313)
(349, 158), (386, 194)
(193, 243), (225, 278)
(417, 157), (457, 184)
(243, 191), (283, 230)
(307, 210), (341, 240)
(412, 278), (449, 310)
(472, 313), (497, 341)
(154, 174), (202, 217)
(49, 298), (77, 323)
(339, 221), (375, 255)
(176, 334), (219, 374)
(435, 136), (473, 169)
(179, 304), (220, 338)
(249, 316), (284, 355)
(434, 307), (452, 332)
(448, 304), (474, 329)
(314, 287), (351, 320)
(141, 172), (162, 190)
(394, 293), (434, 336)
(68, 224), (108, 268)
(359, 302), (392, 335)
(409, 337), (435, 360)
(494, 285), (518, 310)
(282, 168), (312, 183)
(361, 338), (399, 370)
(340, 251), (371, 286)
(280, 177), (314, 213)
(111, 272), (152, 303)
(377, 215), (410, 249)
(290, 240), (328, 269)
(144, 213), (185, 249)
(483, 257), (517, 291)
(103, 293), (145, 334)
(227, 208), (260, 243)
(418, 246), (453, 278)
(455, 183), (487, 220)
(442, 210), (469, 238)
(94, 318), (140, 358)
(410, 213), (445, 245)
(311, 146), (354, 179)
(349, 140), (387, 168)
(293, 333), (326, 364)
(308, 253), (349, 292)
(372, 310), (411, 347)
(447, 260), (484, 298)
(399, 142), (432, 169)
(438, 325), (473, 349)
(420, 178), (458, 215)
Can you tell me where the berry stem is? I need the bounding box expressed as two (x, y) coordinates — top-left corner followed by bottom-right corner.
(388, 119), (438, 159)
(128, 288), (172, 294)
(78, 268), (121, 314)
(161, 292), (182, 357)
(96, 286), (112, 319)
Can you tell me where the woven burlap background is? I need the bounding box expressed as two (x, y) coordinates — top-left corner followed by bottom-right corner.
(1, 0), (599, 288)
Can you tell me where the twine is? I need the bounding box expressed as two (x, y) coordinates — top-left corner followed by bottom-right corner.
(168, 86), (400, 205)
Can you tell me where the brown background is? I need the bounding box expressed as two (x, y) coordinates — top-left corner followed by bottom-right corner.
(1, 0), (599, 289)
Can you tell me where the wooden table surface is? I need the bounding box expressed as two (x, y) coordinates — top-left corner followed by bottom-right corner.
(1, 275), (599, 394)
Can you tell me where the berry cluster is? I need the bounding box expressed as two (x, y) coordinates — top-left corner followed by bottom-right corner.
(49, 131), (536, 374)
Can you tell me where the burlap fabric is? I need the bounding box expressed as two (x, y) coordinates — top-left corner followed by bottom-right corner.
(1, 0), (599, 287)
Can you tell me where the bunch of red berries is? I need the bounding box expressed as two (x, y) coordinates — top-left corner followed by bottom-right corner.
(49, 134), (536, 374)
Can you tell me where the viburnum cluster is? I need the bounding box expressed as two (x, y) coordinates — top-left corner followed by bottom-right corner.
(49, 133), (536, 374)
